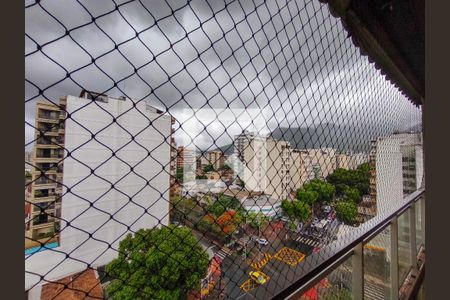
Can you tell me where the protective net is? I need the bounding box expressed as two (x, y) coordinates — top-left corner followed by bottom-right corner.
(25, 0), (423, 299)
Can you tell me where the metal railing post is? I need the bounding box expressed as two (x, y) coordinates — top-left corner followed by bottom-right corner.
(409, 205), (417, 271)
(352, 242), (364, 299)
(420, 196), (425, 243)
(390, 217), (399, 300)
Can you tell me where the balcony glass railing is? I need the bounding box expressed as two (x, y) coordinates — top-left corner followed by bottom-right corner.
(281, 191), (425, 300)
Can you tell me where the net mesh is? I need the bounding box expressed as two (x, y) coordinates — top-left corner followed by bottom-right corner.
(25, 0), (423, 299)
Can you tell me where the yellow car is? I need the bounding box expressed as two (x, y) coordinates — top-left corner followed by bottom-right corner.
(249, 271), (267, 285)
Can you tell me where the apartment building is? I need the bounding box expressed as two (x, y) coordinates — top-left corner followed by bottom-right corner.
(369, 132), (423, 216)
(26, 91), (173, 289)
(26, 99), (66, 249)
(336, 152), (369, 170)
(206, 150), (227, 170)
(368, 133), (423, 264)
(196, 154), (209, 172)
(306, 148), (338, 179)
(177, 146), (196, 169)
(400, 143), (424, 196)
(289, 149), (314, 193)
(242, 136), (291, 200)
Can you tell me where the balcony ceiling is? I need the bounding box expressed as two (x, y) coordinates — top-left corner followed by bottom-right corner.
(320, 0), (424, 106)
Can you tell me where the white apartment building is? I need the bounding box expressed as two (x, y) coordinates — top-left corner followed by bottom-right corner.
(368, 132), (423, 263)
(242, 136), (291, 200)
(26, 92), (172, 290)
(370, 132), (423, 216)
(289, 149), (315, 192)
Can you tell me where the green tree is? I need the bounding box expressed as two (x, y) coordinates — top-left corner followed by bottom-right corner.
(207, 195), (242, 217)
(327, 163), (370, 196)
(203, 164), (214, 173)
(334, 201), (358, 225)
(176, 167), (184, 183)
(303, 179), (335, 203)
(343, 186), (361, 203)
(281, 200), (311, 223)
(246, 211), (268, 232)
(281, 200), (295, 220)
(105, 225), (209, 300)
(220, 164), (231, 171)
(292, 201), (312, 222)
(296, 189), (319, 206)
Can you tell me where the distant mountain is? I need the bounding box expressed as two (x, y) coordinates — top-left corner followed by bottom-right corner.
(270, 123), (379, 153)
(211, 143), (234, 155)
(211, 123), (410, 154)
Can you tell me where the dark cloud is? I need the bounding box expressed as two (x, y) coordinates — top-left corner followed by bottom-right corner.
(25, 0), (421, 150)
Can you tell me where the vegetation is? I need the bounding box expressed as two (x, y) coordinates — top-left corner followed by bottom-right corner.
(281, 200), (312, 223)
(326, 163), (370, 198)
(176, 167), (184, 183)
(220, 164), (231, 171)
(323, 288), (353, 300)
(296, 189), (319, 206)
(343, 186), (360, 203)
(105, 225), (209, 300)
(203, 164), (214, 173)
(302, 179), (336, 203)
(334, 201), (358, 224)
(245, 211), (268, 232)
(196, 174), (207, 180)
(207, 195), (242, 217)
(172, 196), (203, 223)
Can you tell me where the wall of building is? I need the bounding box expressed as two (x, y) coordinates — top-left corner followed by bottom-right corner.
(25, 95), (171, 289)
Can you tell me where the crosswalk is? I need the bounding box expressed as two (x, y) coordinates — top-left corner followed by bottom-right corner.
(215, 247), (232, 260)
(364, 281), (386, 300)
(295, 236), (322, 248)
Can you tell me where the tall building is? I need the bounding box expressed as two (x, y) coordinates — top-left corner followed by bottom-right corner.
(242, 136), (291, 200)
(369, 133), (423, 216)
(177, 146), (196, 169)
(336, 152), (369, 170)
(26, 99), (66, 249)
(307, 148), (339, 179)
(368, 133), (423, 267)
(26, 92), (173, 289)
(206, 150), (226, 170)
(289, 149), (315, 193)
(232, 131), (258, 181)
(400, 142), (424, 196)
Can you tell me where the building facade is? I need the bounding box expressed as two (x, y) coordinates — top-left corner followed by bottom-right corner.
(206, 150), (227, 170)
(26, 99), (66, 249)
(369, 133), (423, 216)
(177, 146), (196, 169)
(26, 92), (173, 289)
(242, 137), (291, 200)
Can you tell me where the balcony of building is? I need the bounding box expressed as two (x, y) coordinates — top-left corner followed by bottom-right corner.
(33, 176), (57, 190)
(33, 149), (63, 164)
(37, 124), (60, 136)
(36, 110), (60, 123)
(35, 136), (60, 149)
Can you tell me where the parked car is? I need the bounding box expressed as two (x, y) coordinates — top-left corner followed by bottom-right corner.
(257, 238), (269, 246)
(249, 271), (267, 285)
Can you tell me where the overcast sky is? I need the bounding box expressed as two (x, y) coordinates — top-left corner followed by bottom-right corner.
(25, 0), (421, 150)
